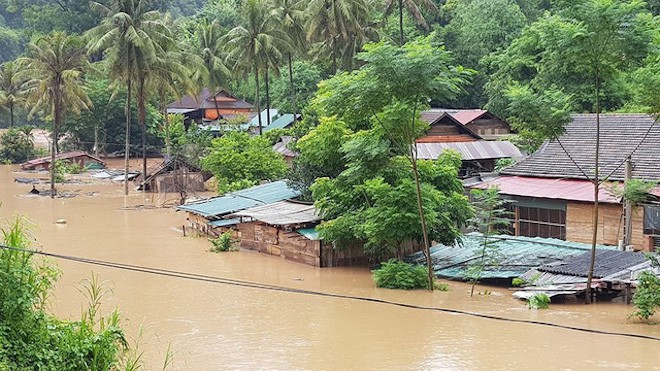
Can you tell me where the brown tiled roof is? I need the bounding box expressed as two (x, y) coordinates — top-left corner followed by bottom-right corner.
(416, 135), (477, 143)
(501, 113), (660, 181)
(167, 88), (253, 110)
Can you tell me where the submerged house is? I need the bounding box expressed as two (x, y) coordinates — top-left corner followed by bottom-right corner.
(21, 151), (105, 171)
(406, 232), (614, 282)
(471, 113), (660, 251)
(417, 110), (522, 177)
(177, 180), (302, 236)
(166, 88), (254, 127)
(138, 158), (211, 193)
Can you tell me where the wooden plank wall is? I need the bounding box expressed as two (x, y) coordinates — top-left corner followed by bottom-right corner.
(566, 202), (644, 248)
(238, 222), (322, 266)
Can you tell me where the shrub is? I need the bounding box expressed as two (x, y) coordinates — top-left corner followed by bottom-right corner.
(527, 293), (551, 309)
(632, 271), (660, 321)
(372, 259), (431, 290)
(209, 231), (239, 252)
(0, 215), (133, 370)
(0, 127), (34, 163)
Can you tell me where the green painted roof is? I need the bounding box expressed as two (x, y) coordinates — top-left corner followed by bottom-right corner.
(297, 227), (320, 240)
(263, 114), (300, 132)
(406, 233), (615, 280)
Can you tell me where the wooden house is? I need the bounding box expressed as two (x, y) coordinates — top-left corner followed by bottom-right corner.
(421, 108), (512, 139)
(21, 151), (105, 171)
(471, 113), (660, 251)
(166, 88), (254, 127)
(417, 110), (522, 177)
(138, 157), (211, 193)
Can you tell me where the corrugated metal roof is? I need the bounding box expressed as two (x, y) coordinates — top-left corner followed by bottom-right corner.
(406, 233), (613, 279)
(249, 109), (279, 127)
(416, 135), (477, 143)
(538, 250), (648, 278)
(297, 228), (320, 240)
(263, 114), (300, 132)
(471, 176), (620, 203)
(416, 141), (522, 161)
(177, 180), (301, 218)
(273, 136), (297, 158)
(232, 200), (319, 226)
(502, 114), (660, 181)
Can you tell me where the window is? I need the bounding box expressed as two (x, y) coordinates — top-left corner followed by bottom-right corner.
(516, 206), (566, 240)
(643, 205), (660, 235)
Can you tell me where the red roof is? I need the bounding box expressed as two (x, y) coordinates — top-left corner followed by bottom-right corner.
(471, 176), (620, 203)
(449, 109), (487, 125)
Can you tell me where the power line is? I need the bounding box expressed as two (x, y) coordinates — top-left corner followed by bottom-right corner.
(1, 243), (659, 343)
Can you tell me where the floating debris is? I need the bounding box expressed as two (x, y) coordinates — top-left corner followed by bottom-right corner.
(55, 219), (67, 224)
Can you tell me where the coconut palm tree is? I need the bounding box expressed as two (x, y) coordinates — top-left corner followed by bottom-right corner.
(190, 18), (232, 120)
(271, 0), (306, 115)
(305, 0), (373, 74)
(0, 61), (26, 128)
(86, 0), (173, 195)
(225, 0), (292, 135)
(383, 0), (438, 46)
(18, 32), (91, 198)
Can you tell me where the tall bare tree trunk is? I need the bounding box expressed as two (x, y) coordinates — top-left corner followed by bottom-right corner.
(255, 65), (262, 135)
(265, 67), (271, 127)
(9, 102), (14, 128)
(50, 82), (62, 199)
(411, 149), (433, 291)
(288, 53), (297, 116)
(124, 79), (132, 196)
(138, 78), (147, 187)
(586, 76), (601, 304)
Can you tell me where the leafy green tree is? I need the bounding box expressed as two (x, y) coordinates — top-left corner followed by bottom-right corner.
(225, 0), (292, 134)
(383, 0), (438, 46)
(201, 131), (288, 193)
(19, 32), (91, 198)
(0, 26), (22, 63)
(304, 37), (473, 283)
(270, 60), (322, 113)
(0, 126), (33, 163)
(442, 0), (527, 107)
(504, 83), (573, 152)
(87, 0), (174, 195)
(485, 1), (654, 116)
(0, 61), (26, 127)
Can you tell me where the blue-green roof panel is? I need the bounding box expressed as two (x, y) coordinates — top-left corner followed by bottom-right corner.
(406, 233), (615, 280)
(263, 114), (300, 132)
(177, 180), (301, 218)
(297, 228), (320, 240)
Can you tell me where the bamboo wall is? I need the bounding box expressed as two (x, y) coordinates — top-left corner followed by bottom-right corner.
(566, 202), (644, 249)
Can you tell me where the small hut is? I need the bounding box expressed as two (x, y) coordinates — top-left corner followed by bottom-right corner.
(21, 151), (105, 171)
(139, 157), (210, 193)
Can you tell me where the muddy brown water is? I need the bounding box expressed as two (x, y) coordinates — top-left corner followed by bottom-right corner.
(1, 164), (659, 370)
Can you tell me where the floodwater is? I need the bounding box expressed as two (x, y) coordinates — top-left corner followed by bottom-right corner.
(1, 163), (659, 370)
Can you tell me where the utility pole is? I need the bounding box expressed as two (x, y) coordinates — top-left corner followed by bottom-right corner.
(623, 156), (633, 249)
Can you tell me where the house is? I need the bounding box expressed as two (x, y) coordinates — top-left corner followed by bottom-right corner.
(417, 110), (522, 177)
(513, 249), (658, 301)
(471, 113), (660, 251)
(406, 232), (614, 282)
(138, 157), (211, 193)
(421, 108), (512, 139)
(166, 88), (254, 127)
(177, 180), (302, 236)
(21, 151), (105, 171)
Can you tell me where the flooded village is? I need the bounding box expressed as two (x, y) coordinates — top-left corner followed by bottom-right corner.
(2, 0), (660, 369)
(2, 108), (660, 369)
